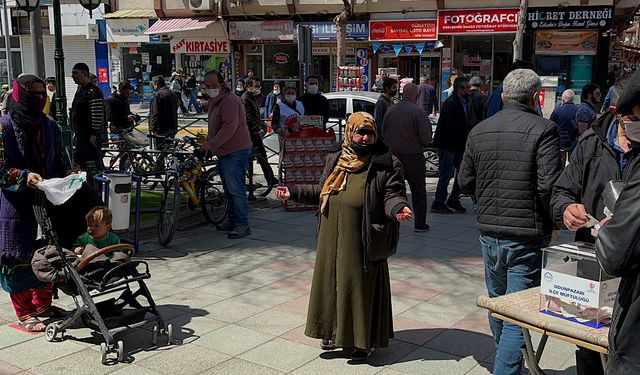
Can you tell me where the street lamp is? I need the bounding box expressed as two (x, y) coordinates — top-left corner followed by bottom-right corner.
(78, 0), (99, 18)
(14, 0), (39, 14)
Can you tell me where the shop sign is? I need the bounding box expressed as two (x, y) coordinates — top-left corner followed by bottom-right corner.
(463, 55), (481, 67)
(170, 38), (230, 54)
(535, 30), (598, 55)
(369, 20), (437, 41)
(356, 48), (370, 91)
(527, 6), (613, 30)
(120, 42), (141, 48)
(229, 21), (294, 41)
(273, 53), (289, 64)
(438, 9), (519, 34)
(98, 67), (108, 83)
(313, 47), (330, 54)
(106, 18), (151, 43)
(293, 21), (368, 41)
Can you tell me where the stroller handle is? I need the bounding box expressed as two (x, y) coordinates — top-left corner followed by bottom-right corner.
(77, 244), (136, 271)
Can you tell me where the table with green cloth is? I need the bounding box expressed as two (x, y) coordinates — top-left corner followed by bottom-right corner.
(476, 287), (609, 375)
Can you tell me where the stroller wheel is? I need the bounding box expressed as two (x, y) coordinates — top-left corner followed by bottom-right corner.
(45, 323), (58, 342)
(116, 340), (125, 362)
(151, 325), (158, 346)
(100, 343), (108, 365)
(167, 324), (174, 345)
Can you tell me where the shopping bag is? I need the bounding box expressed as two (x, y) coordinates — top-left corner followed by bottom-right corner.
(36, 172), (87, 205)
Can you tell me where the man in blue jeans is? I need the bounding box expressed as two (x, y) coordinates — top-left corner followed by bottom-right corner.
(201, 70), (253, 239)
(459, 69), (562, 375)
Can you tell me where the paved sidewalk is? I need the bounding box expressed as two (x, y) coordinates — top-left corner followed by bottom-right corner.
(0, 190), (579, 375)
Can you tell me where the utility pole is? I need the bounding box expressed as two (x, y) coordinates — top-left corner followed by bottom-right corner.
(2, 0), (12, 84)
(513, 0), (527, 61)
(52, 0), (70, 160)
(30, 5), (46, 79)
(334, 0), (352, 67)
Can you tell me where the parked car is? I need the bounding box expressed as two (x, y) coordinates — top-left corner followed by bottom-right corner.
(263, 91), (439, 177)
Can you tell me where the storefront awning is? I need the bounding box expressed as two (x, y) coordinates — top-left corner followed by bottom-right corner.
(104, 9), (156, 19)
(145, 17), (218, 35)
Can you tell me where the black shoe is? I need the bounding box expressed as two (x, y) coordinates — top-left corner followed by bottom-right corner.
(431, 201), (453, 214)
(321, 339), (337, 350)
(350, 348), (371, 363)
(414, 225), (430, 233)
(216, 220), (235, 232)
(228, 225), (251, 239)
(446, 199), (468, 213)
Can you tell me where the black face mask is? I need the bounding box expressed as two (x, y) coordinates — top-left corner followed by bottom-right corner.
(351, 141), (374, 157)
(389, 90), (397, 97)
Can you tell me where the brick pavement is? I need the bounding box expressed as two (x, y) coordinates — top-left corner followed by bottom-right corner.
(0, 187), (579, 375)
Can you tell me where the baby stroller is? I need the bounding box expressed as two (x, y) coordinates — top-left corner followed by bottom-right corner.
(33, 187), (174, 364)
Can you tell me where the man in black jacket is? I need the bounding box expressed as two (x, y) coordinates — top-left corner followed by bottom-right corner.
(417, 76), (438, 117)
(298, 75), (329, 130)
(432, 76), (470, 214)
(459, 69), (562, 375)
(105, 82), (140, 141)
(149, 75), (178, 146)
(241, 76), (266, 158)
(594, 70), (640, 375)
(374, 77), (397, 136)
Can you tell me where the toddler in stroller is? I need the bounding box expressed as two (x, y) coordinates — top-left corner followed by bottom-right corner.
(73, 206), (122, 256)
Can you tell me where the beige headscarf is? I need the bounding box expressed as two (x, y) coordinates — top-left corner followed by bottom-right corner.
(319, 111), (376, 213)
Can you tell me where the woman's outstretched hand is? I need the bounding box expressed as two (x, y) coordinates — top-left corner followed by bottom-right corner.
(27, 172), (43, 189)
(396, 206), (413, 222)
(275, 186), (290, 201)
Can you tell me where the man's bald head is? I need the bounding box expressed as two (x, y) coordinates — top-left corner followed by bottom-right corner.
(403, 83), (419, 101)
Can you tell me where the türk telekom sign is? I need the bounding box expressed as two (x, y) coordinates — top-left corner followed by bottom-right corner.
(438, 9), (519, 34)
(369, 20), (437, 41)
(170, 38), (230, 54)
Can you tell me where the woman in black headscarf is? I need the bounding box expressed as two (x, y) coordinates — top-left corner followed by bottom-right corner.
(0, 75), (68, 331)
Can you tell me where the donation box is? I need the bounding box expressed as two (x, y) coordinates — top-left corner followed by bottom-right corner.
(540, 242), (620, 328)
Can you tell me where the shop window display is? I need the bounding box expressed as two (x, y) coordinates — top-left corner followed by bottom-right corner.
(264, 45), (299, 81)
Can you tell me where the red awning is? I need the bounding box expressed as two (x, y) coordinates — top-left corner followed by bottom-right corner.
(145, 17), (217, 34)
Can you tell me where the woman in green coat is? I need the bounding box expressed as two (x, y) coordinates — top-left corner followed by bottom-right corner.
(276, 112), (413, 362)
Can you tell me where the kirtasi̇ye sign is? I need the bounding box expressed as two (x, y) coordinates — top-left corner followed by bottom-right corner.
(438, 9), (519, 34)
(368, 20), (437, 41)
(170, 38), (229, 54)
(527, 6), (614, 30)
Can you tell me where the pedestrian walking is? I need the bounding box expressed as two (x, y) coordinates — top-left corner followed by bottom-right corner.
(241, 76), (267, 159)
(149, 75), (178, 147)
(185, 73), (202, 114)
(170, 72), (189, 115)
(459, 68), (562, 375)
(417, 76), (438, 117)
(235, 79), (245, 97)
(44, 77), (57, 118)
(549, 89), (579, 163)
(374, 69), (388, 93)
(576, 83), (601, 135)
(468, 77), (486, 127)
(432, 76), (471, 214)
(201, 70), (253, 239)
(105, 82), (140, 141)
(594, 69), (640, 375)
(0, 74), (69, 332)
(275, 112), (413, 363)
(0, 84), (10, 115)
(374, 77), (397, 136)
(382, 83), (432, 232)
(70, 62), (105, 177)
(298, 75), (330, 130)
(264, 81), (283, 119)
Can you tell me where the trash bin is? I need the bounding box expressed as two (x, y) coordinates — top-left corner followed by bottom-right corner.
(106, 173), (132, 230)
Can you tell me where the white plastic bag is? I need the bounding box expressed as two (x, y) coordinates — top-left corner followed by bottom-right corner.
(36, 172), (87, 205)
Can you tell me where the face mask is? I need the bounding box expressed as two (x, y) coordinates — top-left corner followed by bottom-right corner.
(350, 141), (374, 157)
(389, 90), (397, 97)
(32, 95), (46, 113)
(273, 89), (280, 95)
(207, 89), (220, 99)
(307, 84), (319, 94)
(252, 87), (261, 96)
(285, 95), (296, 103)
(236, 85), (243, 91)
(622, 119), (640, 143)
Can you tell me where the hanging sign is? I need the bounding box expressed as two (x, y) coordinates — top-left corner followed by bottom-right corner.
(438, 9), (519, 34)
(369, 20), (437, 41)
(527, 6), (614, 30)
(170, 38), (230, 54)
(98, 68), (108, 83)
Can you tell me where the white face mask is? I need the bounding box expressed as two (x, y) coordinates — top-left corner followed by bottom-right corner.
(307, 84), (319, 94)
(273, 89), (280, 95)
(285, 95), (296, 103)
(207, 89), (220, 99)
(252, 87), (261, 96)
(622, 119), (640, 143)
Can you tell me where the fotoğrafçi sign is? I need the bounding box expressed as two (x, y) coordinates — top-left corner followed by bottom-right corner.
(368, 20), (437, 41)
(526, 6), (614, 30)
(438, 9), (519, 34)
(171, 38), (230, 54)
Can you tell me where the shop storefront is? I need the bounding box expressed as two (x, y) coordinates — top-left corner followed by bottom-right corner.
(368, 18), (440, 87)
(438, 8), (519, 96)
(229, 21), (296, 92)
(525, 6), (614, 96)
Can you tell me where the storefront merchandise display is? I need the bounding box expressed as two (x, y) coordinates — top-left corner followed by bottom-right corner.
(336, 66), (364, 92)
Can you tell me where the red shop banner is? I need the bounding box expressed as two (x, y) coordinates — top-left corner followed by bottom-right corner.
(369, 20), (437, 41)
(438, 9), (519, 34)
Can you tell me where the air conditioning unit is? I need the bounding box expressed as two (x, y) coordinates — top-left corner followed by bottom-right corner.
(189, 0), (212, 11)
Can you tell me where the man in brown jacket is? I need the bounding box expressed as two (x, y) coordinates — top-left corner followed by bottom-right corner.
(202, 70), (253, 239)
(382, 83), (433, 232)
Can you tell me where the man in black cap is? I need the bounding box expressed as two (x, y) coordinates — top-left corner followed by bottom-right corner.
(70, 62), (105, 177)
(594, 70), (640, 375)
(105, 82), (140, 141)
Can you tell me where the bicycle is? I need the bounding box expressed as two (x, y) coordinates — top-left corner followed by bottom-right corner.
(154, 134), (228, 246)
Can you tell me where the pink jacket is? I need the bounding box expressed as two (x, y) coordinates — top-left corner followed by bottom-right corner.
(206, 89), (252, 157)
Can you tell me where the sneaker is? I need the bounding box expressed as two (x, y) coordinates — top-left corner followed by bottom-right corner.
(228, 225), (251, 239)
(431, 201), (453, 214)
(216, 220), (235, 232)
(446, 200), (468, 213)
(414, 225), (430, 232)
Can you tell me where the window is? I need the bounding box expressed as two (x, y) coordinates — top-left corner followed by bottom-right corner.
(328, 98), (346, 119)
(11, 8), (50, 35)
(264, 44), (298, 81)
(353, 99), (375, 116)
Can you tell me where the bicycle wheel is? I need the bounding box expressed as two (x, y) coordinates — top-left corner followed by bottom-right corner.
(200, 168), (228, 225)
(135, 152), (162, 190)
(157, 175), (180, 246)
(247, 153), (275, 197)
